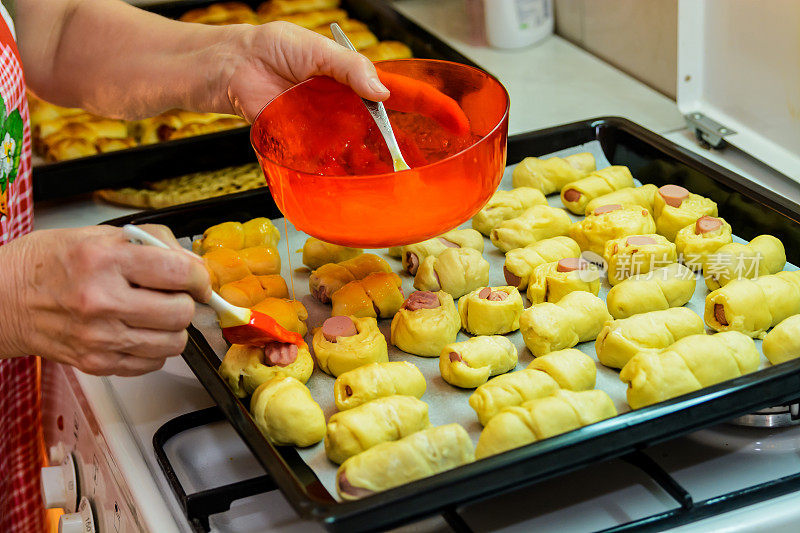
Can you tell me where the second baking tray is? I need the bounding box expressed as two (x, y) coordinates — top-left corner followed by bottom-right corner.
(106, 116), (800, 532)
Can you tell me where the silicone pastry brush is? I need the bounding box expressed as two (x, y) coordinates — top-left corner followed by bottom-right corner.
(122, 224), (303, 347)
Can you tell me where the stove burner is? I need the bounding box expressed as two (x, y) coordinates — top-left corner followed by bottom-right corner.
(730, 404), (800, 428)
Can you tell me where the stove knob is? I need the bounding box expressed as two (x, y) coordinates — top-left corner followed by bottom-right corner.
(58, 497), (96, 533)
(41, 454), (78, 513)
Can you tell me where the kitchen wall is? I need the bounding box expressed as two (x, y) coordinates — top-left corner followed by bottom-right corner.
(554, 0), (678, 99)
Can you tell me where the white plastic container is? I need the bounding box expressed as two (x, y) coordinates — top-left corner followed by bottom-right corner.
(484, 0), (554, 49)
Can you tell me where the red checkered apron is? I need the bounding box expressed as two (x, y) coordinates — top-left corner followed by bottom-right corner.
(0, 4), (41, 533)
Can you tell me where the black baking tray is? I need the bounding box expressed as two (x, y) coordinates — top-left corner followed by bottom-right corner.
(32, 0), (480, 202)
(105, 116), (800, 532)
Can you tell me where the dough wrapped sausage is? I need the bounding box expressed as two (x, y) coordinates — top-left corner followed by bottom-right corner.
(218, 274), (289, 307)
(619, 331), (759, 409)
(413, 248), (490, 298)
(603, 234), (677, 285)
(458, 286), (524, 335)
(595, 307), (705, 369)
(490, 205), (573, 253)
(387, 246), (402, 258)
(250, 376), (325, 447)
(511, 153), (596, 194)
(472, 187), (547, 236)
(192, 217), (281, 255)
(219, 342), (314, 397)
(703, 235), (786, 290)
(584, 184), (658, 216)
(390, 291), (460, 357)
(503, 236), (581, 290)
(762, 315), (800, 365)
(528, 349), (596, 391)
(336, 424), (474, 500)
(440, 336), (518, 388)
(561, 166), (635, 215)
(653, 185), (718, 241)
(331, 272), (404, 319)
(252, 298), (309, 335)
(526, 258), (601, 304)
(606, 263), (697, 319)
(401, 229), (484, 275)
(312, 316), (388, 376)
(324, 396), (430, 464)
(301, 237), (363, 269)
(334, 361), (426, 411)
(310, 253), (392, 303)
(674, 216), (732, 270)
(520, 291), (611, 357)
(203, 246), (281, 290)
(469, 369), (560, 426)
(569, 204), (657, 256)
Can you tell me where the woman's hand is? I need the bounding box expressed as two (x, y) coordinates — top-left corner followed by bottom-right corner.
(0, 225), (211, 376)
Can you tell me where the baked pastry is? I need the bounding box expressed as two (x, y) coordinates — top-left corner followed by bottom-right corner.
(705, 270), (800, 338)
(762, 314), (800, 365)
(490, 205), (573, 253)
(440, 336), (518, 388)
(653, 185), (718, 241)
(561, 166), (635, 215)
(674, 216), (733, 270)
(413, 247), (490, 298)
(469, 369), (560, 426)
(331, 272), (404, 319)
(619, 331), (759, 409)
(603, 234), (677, 285)
(218, 274), (289, 307)
(401, 228), (484, 275)
(194, 218), (281, 255)
(218, 342), (314, 397)
(257, 0), (341, 19)
(528, 348), (596, 391)
(511, 153), (596, 194)
(569, 204), (657, 256)
(526, 258), (601, 304)
(584, 184), (658, 216)
(471, 187), (547, 236)
(520, 291), (611, 357)
(312, 23), (378, 50)
(301, 237), (363, 269)
(138, 110), (247, 144)
(324, 395), (430, 464)
(703, 235), (786, 291)
(361, 41), (414, 62)
(390, 291), (460, 357)
(312, 316), (388, 376)
(503, 236), (582, 290)
(459, 286), (524, 335)
(180, 2), (258, 24)
(595, 307), (705, 369)
(475, 390), (617, 459)
(250, 376), (325, 447)
(606, 263), (697, 319)
(266, 8), (348, 27)
(252, 298), (309, 336)
(309, 253), (392, 303)
(96, 137), (137, 153)
(336, 424), (474, 500)
(334, 361), (426, 411)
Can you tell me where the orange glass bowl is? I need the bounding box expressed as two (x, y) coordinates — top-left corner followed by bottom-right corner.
(250, 59), (509, 248)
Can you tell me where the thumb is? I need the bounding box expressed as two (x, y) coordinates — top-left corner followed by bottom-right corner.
(316, 39), (390, 102)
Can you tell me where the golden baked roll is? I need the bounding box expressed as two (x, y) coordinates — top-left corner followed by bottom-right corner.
(440, 336), (518, 388)
(218, 274), (289, 307)
(361, 41), (413, 62)
(268, 8), (347, 27)
(561, 166), (635, 215)
(315, 25), (378, 50)
(459, 286), (524, 335)
(762, 314), (800, 365)
(313, 18), (367, 34)
(469, 369), (560, 426)
(620, 331), (759, 409)
(401, 228), (484, 275)
(503, 236), (581, 290)
(584, 184), (658, 216)
(511, 153), (596, 194)
(674, 216), (733, 270)
(169, 117), (248, 139)
(652, 184), (718, 241)
(331, 272), (404, 319)
(35, 112), (95, 140)
(301, 237), (362, 269)
(252, 297), (309, 336)
(258, 0), (340, 19)
(471, 187), (547, 236)
(606, 263), (697, 319)
(526, 258), (600, 304)
(703, 235), (785, 291)
(413, 247), (490, 298)
(334, 361), (426, 411)
(42, 118), (129, 144)
(43, 138), (97, 162)
(27, 93), (84, 128)
(218, 342), (314, 397)
(390, 291), (461, 357)
(528, 348), (596, 391)
(181, 2), (258, 24)
(193, 218), (281, 254)
(312, 316), (388, 376)
(96, 137), (137, 153)
(569, 204), (657, 257)
(309, 253), (391, 303)
(250, 376), (325, 447)
(490, 205), (572, 253)
(603, 234), (676, 285)
(324, 395), (430, 464)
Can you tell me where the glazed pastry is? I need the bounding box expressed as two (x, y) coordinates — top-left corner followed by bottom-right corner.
(301, 237), (362, 269)
(511, 153), (596, 194)
(312, 316), (388, 376)
(762, 315), (800, 365)
(595, 308), (705, 369)
(331, 272), (404, 319)
(360, 41), (414, 62)
(704, 270), (800, 338)
(605, 263), (697, 319)
(390, 291), (460, 357)
(475, 390), (617, 459)
(468, 369), (560, 426)
(620, 332), (759, 409)
(674, 216), (733, 270)
(459, 286), (524, 335)
(603, 234), (677, 285)
(490, 205), (573, 253)
(324, 396), (430, 464)
(309, 253), (392, 303)
(653, 185), (718, 241)
(520, 291), (611, 357)
(314, 25), (378, 50)
(203, 246), (281, 290)
(336, 424), (474, 500)
(561, 166), (635, 215)
(472, 187), (547, 236)
(257, 0), (341, 19)
(440, 336), (518, 388)
(192, 217), (280, 254)
(584, 184), (658, 216)
(334, 361), (426, 411)
(703, 235), (786, 291)
(569, 204), (657, 256)
(526, 258), (601, 304)
(413, 248), (490, 298)
(181, 2), (258, 24)
(218, 274), (289, 307)
(252, 298), (309, 336)
(265, 8), (347, 28)
(218, 342), (314, 397)
(250, 376), (325, 447)
(401, 228), (484, 275)
(527, 349), (596, 391)
(503, 236), (582, 290)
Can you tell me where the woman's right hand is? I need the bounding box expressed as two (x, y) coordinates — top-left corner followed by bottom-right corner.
(0, 225), (211, 376)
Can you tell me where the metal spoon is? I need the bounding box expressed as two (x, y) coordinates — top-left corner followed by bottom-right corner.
(330, 23), (410, 171)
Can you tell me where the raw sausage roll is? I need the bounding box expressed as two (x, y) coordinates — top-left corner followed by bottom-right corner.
(312, 316), (388, 376)
(401, 229), (484, 275)
(390, 291), (461, 357)
(569, 204), (657, 256)
(331, 272), (404, 319)
(584, 184), (658, 216)
(192, 217), (281, 255)
(702, 235), (786, 291)
(324, 396), (431, 464)
(762, 315), (800, 365)
(595, 308), (705, 369)
(459, 286), (524, 335)
(619, 331), (759, 409)
(336, 424), (474, 500)
(674, 216), (733, 270)
(413, 247), (490, 298)
(653, 185), (718, 241)
(387, 246), (402, 258)
(469, 369), (560, 426)
(218, 342), (314, 397)
(301, 237), (363, 269)
(472, 187), (547, 236)
(490, 205), (573, 253)
(603, 234), (677, 286)
(511, 152), (596, 194)
(334, 361), (426, 411)
(440, 336), (518, 388)
(520, 291), (611, 357)
(705, 270), (800, 338)
(561, 166), (635, 215)
(526, 257), (601, 304)
(475, 390), (617, 459)
(503, 236), (582, 289)
(251, 297), (309, 336)
(218, 274), (288, 307)
(528, 349), (596, 391)
(606, 263), (697, 319)
(309, 253), (392, 303)
(203, 246), (281, 290)
(250, 376), (326, 447)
